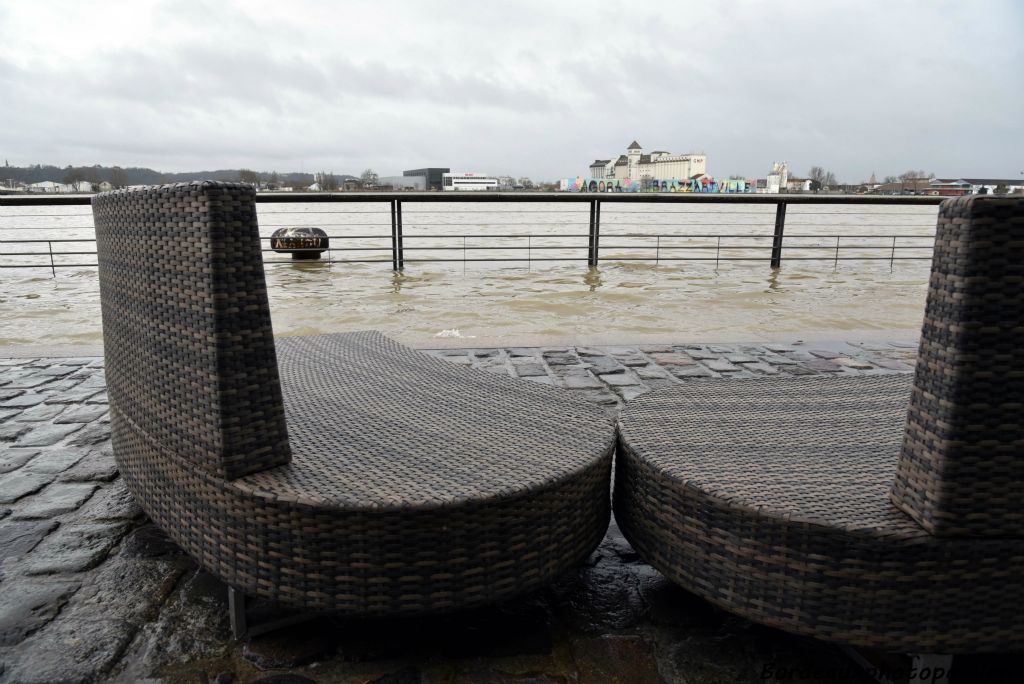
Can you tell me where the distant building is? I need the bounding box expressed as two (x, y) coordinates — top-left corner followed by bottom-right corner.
(763, 162), (789, 194)
(74, 180), (95, 193)
(97, 181), (114, 192)
(442, 172), (499, 191)
(28, 181), (71, 193)
(589, 141), (707, 181)
(926, 179), (971, 196)
(378, 175), (426, 191)
(786, 177), (811, 193)
(929, 178), (1024, 196)
(403, 168), (450, 192)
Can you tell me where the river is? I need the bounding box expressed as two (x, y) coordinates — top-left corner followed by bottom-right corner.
(0, 201), (938, 346)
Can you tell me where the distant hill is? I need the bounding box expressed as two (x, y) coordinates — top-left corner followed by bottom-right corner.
(0, 164), (328, 187)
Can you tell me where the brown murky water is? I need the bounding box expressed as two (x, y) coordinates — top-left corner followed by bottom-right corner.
(0, 202), (937, 346)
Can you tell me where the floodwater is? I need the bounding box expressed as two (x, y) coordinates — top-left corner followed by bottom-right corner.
(0, 202), (938, 346)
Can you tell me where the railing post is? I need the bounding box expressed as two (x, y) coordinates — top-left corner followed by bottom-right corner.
(390, 200), (398, 271)
(47, 240), (55, 277)
(395, 200), (404, 270)
(588, 201), (596, 265)
(770, 201), (786, 268)
(588, 200), (601, 266)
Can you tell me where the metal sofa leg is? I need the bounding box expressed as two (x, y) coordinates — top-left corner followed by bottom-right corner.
(227, 586), (323, 640)
(228, 586), (247, 640)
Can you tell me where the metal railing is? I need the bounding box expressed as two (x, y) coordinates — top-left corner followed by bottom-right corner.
(0, 192), (944, 274)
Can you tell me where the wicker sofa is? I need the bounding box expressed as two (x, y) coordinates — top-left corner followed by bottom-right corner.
(91, 182), (615, 632)
(615, 195), (1024, 654)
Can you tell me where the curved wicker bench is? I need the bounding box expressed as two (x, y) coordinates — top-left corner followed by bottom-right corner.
(93, 182), (614, 618)
(615, 195), (1024, 654)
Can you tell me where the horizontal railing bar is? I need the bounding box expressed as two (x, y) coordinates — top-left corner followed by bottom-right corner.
(257, 223), (395, 227)
(0, 192), (950, 207)
(401, 258), (586, 262)
(0, 233), (935, 244)
(2, 244), (935, 259)
(8, 208), (934, 217)
(377, 234), (594, 239)
(6, 208), (935, 217)
(601, 257), (932, 261)
(0, 238), (97, 243)
(598, 244), (932, 251)
(397, 248), (581, 253)
(264, 259), (394, 264)
(0, 251), (97, 256)
(0, 263), (99, 268)
(1, 222), (940, 232)
(0, 245), (934, 259)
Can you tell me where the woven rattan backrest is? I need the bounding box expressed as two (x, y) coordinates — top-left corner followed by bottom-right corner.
(892, 195), (1024, 537)
(92, 182), (291, 480)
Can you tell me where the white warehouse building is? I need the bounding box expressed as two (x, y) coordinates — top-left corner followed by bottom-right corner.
(442, 172), (499, 191)
(589, 141), (707, 181)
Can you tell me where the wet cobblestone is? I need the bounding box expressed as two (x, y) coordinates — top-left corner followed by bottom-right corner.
(2, 338), (995, 683)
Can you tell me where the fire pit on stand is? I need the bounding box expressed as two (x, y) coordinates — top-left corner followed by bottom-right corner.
(270, 227), (329, 260)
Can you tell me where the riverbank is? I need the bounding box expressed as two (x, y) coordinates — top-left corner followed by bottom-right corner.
(0, 337), (940, 683)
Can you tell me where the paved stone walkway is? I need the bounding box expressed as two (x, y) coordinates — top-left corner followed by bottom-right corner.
(0, 340), (1011, 683)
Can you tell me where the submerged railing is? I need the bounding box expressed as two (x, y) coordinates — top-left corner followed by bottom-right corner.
(0, 192), (944, 274)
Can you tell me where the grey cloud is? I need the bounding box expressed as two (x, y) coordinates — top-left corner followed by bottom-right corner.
(1, 1), (1021, 180)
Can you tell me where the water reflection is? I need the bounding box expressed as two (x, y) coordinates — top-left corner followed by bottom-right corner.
(583, 267), (603, 292)
(390, 271), (406, 294)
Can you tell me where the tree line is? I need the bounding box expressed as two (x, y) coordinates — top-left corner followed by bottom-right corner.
(1, 162), (326, 188)
(805, 167), (938, 192)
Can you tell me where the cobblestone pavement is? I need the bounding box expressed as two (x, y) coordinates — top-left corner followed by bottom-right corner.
(0, 340), (1011, 683)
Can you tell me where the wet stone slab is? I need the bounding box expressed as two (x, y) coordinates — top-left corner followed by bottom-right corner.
(24, 521), (130, 575)
(21, 449), (86, 474)
(0, 578), (81, 647)
(15, 422), (84, 447)
(0, 472), (55, 504)
(59, 449), (119, 482)
(0, 392), (48, 409)
(3, 616), (136, 683)
(13, 403), (66, 422)
(42, 387), (103, 404)
(599, 372), (640, 387)
(76, 482), (144, 522)
(53, 404), (108, 424)
(511, 362), (548, 377)
(67, 421), (112, 447)
(0, 454), (39, 479)
(0, 423), (30, 443)
(0, 408), (21, 421)
(560, 373), (605, 390)
(0, 520), (59, 561)
(11, 483), (98, 520)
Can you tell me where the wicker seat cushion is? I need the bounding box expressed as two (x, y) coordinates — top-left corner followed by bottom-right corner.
(615, 374), (1024, 652)
(237, 331), (613, 509)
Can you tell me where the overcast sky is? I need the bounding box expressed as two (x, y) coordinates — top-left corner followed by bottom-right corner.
(2, 1), (1021, 181)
